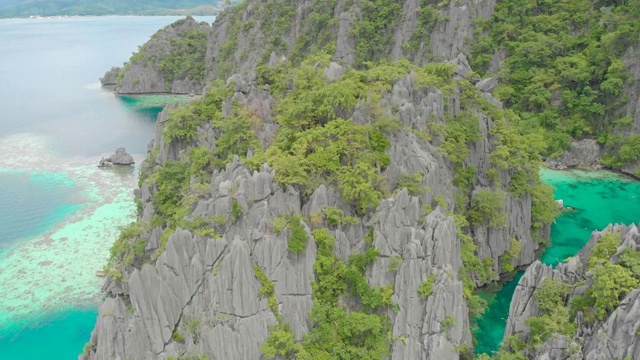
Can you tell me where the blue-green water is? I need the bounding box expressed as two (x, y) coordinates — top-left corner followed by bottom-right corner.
(0, 171), (80, 249)
(1, 308), (99, 360)
(474, 168), (640, 355)
(0, 16), (212, 359)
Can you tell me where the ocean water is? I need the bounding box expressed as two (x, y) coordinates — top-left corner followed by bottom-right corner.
(0, 16), (213, 359)
(474, 168), (640, 355)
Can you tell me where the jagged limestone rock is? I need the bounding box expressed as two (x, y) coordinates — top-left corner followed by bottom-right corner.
(112, 17), (211, 94)
(99, 66), (122, 85)
(106, 147), (135, 165)
(546, 139), (604, 169)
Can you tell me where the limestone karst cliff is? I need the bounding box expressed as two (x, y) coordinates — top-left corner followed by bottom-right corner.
(100, 16), (212, 94)
(109, 0), (496, 95)
(84, 1), (569, 359)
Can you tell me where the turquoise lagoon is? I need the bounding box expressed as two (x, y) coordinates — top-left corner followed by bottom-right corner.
(474, 168), (640, 354)
(0, 16), (212, 359)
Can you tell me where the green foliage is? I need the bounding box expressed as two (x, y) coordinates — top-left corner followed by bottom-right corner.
(157, 227), (176, 258)
(230, 199), (244, 223)
(255, 59), (458, 214)
(405, 0), (444, 54)
(364, 227), (375, 245)
(571, 263), (639, 322)
(352, 0), (403, 65)
(81, 342), (96, 358)
(163, 82), (233, 145)
(287, 216), (309, 253)
(588, 232), (621, 269)
(211, 105), (263, 169)
(530, 181), (560, 231)
(453, 165), (476, 189)
(172, 329), (185, 342)
(500, 238), (522, 272)
(470, 0), (640, 158)
(157, 26), (209, 88)
(433, 195), (448, 210)
(418, 273), (437, 298)
(149, 161), (190, 222)
(303, 303), (390, 359)
(467, 189), (507, 228)
(525, 309), (574, 345)
(618, 248), (640, 277)
(261, 323), (308, 359)
(254, 265), (275, 298)
(397, 172), (427, 195)
(590, 263), (639, 320)
(535, 278), (569, 314)
(453, 214), (489, 318)
(441, 316), (457, 332)
(108, 222), (146, 267)
(606, 135), (640, 166)
(323, 207), (344, 227)
(439, 111), (481, 165)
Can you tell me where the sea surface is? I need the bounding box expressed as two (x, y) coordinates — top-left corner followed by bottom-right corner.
(0, 16), (213, 359)
(474, 168), (640, 354)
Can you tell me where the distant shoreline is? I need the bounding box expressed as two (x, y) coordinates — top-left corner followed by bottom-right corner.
(0, 12), (220, 21)
(0, 13), (221, 20)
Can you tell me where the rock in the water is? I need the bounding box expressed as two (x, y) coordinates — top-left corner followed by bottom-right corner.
(107, 147), (134, 165)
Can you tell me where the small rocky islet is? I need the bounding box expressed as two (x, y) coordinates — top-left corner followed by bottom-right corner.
(83, 0), (640, 359)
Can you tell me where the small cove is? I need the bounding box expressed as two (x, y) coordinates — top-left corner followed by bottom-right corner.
(474, 168), (640, 354)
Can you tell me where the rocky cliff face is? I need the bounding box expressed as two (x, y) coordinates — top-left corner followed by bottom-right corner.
(503, 224), (640, 360)
(84, 60), (552, 360)
(84, 1), (562, 359)
(110, 0), (496, 95)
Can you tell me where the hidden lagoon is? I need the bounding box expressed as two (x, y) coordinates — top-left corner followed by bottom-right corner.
(474, 168), (640, 354)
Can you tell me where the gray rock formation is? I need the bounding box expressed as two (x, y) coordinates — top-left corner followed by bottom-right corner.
(111, 17), (211, 94)
(107, 147), (135, 165)
(621, 35), (640, 133)
(99, 66), (122, 85)
(111, 0), (496, 95)
(547, 139), (604, 169)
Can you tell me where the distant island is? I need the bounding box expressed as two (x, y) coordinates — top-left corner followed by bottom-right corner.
(0, 0), (239, 18)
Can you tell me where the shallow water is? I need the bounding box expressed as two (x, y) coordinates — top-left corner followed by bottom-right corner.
(474, 168), (640, 354)
(0, 16), (213, 358)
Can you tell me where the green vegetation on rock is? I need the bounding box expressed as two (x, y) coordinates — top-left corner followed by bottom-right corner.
(471, 0), (640, 161)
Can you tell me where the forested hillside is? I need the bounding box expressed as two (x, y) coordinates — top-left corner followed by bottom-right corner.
(471, 0), (640, 169)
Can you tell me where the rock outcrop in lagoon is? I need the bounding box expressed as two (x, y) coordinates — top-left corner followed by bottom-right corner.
(106, 147), (135, 165)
